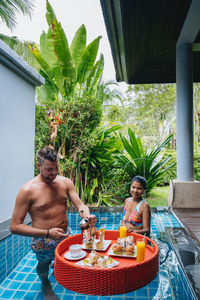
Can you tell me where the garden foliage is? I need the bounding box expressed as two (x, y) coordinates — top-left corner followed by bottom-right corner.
(114, 128), (175, 193)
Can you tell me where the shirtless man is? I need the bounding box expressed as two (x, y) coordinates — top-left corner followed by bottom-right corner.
(10, 146), (97, 300)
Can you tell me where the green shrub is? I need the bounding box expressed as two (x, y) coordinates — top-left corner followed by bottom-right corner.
(34, 105), (51, 175)
(160, 149), (176, 185)
(161, 149), (200, 184)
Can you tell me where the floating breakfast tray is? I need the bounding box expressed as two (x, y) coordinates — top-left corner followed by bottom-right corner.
(54, 231), (159, 295)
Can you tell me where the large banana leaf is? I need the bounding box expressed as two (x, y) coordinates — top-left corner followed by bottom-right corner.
(28, 43), (59, 99)
(50, 19), (76, 94)
(40, 29), (58, 69)
(36, 70), (58, 102)
(86, 54), (104, 92)
(70, 24), (86, 71)
(77, 36), (101, 84)
(91, 54), (104, 87)
(28, 43), (54, 81)
(46, 0), (56, 26)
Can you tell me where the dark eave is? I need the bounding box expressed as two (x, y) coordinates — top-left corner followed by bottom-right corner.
(100, 0), (200, 84)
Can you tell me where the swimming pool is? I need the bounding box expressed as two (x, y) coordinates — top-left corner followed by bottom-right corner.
(0, 209), (197, 299)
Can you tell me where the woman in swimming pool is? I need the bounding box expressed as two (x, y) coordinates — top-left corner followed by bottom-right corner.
(121, 175), (151, 236)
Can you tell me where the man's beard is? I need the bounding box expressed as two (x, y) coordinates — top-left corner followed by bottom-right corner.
(43, 174), (57, 181)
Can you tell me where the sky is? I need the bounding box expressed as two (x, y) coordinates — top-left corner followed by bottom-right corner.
(1, 0), (118, 83)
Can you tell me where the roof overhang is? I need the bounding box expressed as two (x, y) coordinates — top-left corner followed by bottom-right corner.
(100, 0), (200, 84)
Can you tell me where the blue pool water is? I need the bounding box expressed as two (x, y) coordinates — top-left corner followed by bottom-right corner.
(0, 210), (197, 300)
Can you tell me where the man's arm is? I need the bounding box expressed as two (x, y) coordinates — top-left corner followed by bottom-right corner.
(67, 179), (97, 227)
(10, 185), (48, 237)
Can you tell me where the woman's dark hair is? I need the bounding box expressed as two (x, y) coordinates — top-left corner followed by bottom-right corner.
(37, 146), (57, 166)
(131, 175), (146, 189)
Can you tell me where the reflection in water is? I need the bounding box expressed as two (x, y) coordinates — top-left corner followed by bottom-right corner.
(151, 233), (195, 300)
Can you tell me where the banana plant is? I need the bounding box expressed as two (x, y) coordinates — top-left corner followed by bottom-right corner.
(28, 0), (104, 104)
(115, 128), (175, 192)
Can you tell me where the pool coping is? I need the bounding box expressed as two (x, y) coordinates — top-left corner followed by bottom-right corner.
(0, 215), (31, 241)
(172, 208), (200, 247)
(165, 226), (200, 300)
(0, 206), (165, 242)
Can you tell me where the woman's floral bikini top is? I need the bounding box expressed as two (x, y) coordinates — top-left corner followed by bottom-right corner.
(122, 198), (144, 226)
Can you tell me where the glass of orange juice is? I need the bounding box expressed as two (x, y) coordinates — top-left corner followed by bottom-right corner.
(136, 238), (145, 263)
(119, 226), (127, 238)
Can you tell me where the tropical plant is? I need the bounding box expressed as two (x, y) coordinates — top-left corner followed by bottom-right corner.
(27, 0), (104, 106)
(73, 124), (123, 206)
(26, 0), (106, 167)
(26, 1), (124, 207)
(114, 128), (175, 192)
(98, 80), (123, 105)
(124, 84), (176, 144)
(34, 105), (51, 175)
(0, 33), (40, 70)
(0, 0), (34, 30)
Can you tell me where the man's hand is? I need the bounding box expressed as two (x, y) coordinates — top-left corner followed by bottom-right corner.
(88, 214), (97, 227)
(48, 228), (69, 240)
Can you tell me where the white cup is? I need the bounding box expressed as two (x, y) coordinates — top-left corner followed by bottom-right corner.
(69, 244), (82, 257)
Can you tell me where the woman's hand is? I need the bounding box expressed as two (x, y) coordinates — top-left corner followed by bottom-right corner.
(124, 223), (134, 232)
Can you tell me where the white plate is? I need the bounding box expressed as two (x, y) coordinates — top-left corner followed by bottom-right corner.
(64, 250), (86, 260)
(82, 239), (111, 251)
(107, 246), (137, 258)
(76, 258), (119, 268)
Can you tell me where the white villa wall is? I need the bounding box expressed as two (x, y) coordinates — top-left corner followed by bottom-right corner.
(0, 40), (44, 224)
(0, 63), (35, 221)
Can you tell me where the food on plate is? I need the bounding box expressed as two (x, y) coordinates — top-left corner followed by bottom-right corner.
(88, 250), (99, 265)
(127, 235), (134, 245)
(98, 255), (108, 268)
(124, 245), (135, 256)
(83, 258), (89, 264)
(117, 237), (127, 248)
(117, 237), (123, 245)
(90, 227), (97, 239)
(98, 228), (105, 234)
(83, 253), (115, 269)
(96, 240), (104, 249)
(112, 243), (123, 255)
(117, 236), (134, 248)
(85, 239), (93, 249)
(98, 228), (105, 241)
(107, 257), (114, 265)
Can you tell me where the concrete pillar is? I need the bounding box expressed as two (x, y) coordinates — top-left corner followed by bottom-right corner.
(176, 43), (193, 181)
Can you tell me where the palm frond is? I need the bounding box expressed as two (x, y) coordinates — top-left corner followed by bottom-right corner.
(0, 0), (34, 30)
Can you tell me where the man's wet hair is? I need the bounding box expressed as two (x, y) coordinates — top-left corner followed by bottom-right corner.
(131, 175), (147, 189)
(37, 146), (57, 165)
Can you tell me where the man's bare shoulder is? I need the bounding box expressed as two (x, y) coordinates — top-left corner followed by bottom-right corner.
(56, 175), (73, 185)
(19, 176), (40, 194)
